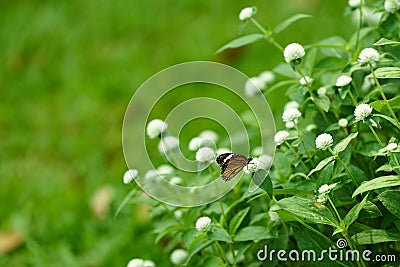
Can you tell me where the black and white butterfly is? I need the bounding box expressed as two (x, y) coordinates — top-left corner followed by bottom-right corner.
(216, 153), (252, 181)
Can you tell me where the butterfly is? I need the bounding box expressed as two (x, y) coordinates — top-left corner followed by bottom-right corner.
(216, 153), (252, 181)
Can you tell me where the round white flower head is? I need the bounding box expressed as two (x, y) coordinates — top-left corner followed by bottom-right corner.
(258, 154), (273, 170)
(358, 48), (379, 65)
(258, 70), (275, 84)
(244, 158), (261, 173)
(170, 176), (183, 185)
(317, 194), (327, 203)
(170, 249), (188, 265)
(354, 103), (373, 121)
(216, 147), (230, 155)
(239, 7), (255, 21)
(336, 75), (352, 87)
(385, 0), (400, 13)
(284, 101), (300, 110)
(158, 136), (179, 153)
(188, 137), (204, 151)
(285, 121), (295, 129)
(315, 133), (333, 150)
(274, 130), (290, 145)
(174, 210), (183, 220)
(144, 170), (158, 179)
(244, 77), (264, 97)
(199, 130), (219, 142)
(143, 260), (155, 267)
(305, 124), (317, 132)
(283, 43), (305, 63)
(385, 142), (398, 151)
(348, 0), (362, 7)
(157, 164), (174, 175)
(318, 184), (330, 194)
(252, 146), (262, 156)
(195, 216), (212, 232)
(127, 259), (144, 267)
(123, 169), (138, 184)
(282, 108), (301, 123)
(317, 87), (327, 96)
(299, 76), (313, 86)
(338, 118), (349, 128)
(146, 119), (168, 139)
(195, 147), (215, 162)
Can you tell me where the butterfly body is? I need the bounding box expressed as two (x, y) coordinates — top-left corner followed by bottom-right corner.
(216, 153), (252, 181)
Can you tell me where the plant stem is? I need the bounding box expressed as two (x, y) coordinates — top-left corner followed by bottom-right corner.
(354, 3), (363, 55)
(294, 124), (316, 167)
(328, 147), (359, 187)
(250, 18), (283, 51)
(348, 90), (358, 106)
(369, 64), (400, 128)
(214, 240), (229, 263)
(368, 125), (384, 147)
(327, 196), (342, 223)
(284, 140), (310, 172)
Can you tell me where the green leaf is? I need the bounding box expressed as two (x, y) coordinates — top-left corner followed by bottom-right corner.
(155, 225), (185, 243)
(351, 229), (400, 245)
(208, 226), (232, 243)
(333, 132), (358, 154)
(307, 156), (335, 178)
(229, 207), (250, 235)
(215, 33), (265, 54)
(372, 114), (400, 130)
(278, 196), (339, 227)
(258, 170), (273, 198)
(370, 96), (400, 112)
(377, 190), (400, 219)
(343, 194), (369, 229)
(273, 13), (311, 34)
(185, 238), (213, 265)
(352, 175), (400, 198)
(233, 226), (273, 242)
(203, 256), (225, 267)
(265, 80), (298, 94)
(372, 67), (400, 79)
(373, 38), (400, 46)
(314, 94), (330, 112)
(273, 63), (299, 78)
(188, 232), (207, 252)
(338, 85), (349, 99)
(318, 161), (334, 186)
(349, 164), (368, 185)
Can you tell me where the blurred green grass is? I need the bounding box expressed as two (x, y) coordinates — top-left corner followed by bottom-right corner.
(0, 0), (351, 266)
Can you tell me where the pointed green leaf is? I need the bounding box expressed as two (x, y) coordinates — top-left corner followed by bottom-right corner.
(229, 207), (250, 235)
(344, 194), (369, 229)
(371, 67), (400, 79)
(215, 33), (265, 53)
(377, 190), (400, 219)
(314, 95), (330, 112)
(352, 175), (400, 197)
(273, 13), (312, 34)
(370, 96), (400, 112)
(307, 156), (335, 178)
(208, 226), (232, 243)
(233, 226), (273, 242)
(372, 114), (400, 130)
(373, 38), (400, 46)
(333, 132), (358, 154)
(351, 229), (400, 245)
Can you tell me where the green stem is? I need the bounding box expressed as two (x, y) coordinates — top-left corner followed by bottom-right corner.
(284, 140), (310, 172)
(348, 90), (358, 106)
(368, 125), (384, 147)
(214, 240), (229, 263)
(369, 64), (400, 128)
(328, 147), (359, 187)
(295, 124), (316, 167)
(354, 2), (363, 55)
(250, 18), (283, 51)
(327, 196), (342, 223)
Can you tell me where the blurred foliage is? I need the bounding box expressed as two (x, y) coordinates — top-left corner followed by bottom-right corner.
(0, 0), (350, 266)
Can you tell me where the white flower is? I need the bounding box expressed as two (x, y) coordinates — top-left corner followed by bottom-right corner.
(143, 260), (155, 267)
(317, 87), (327, 96)
(299, 76), (313, 85)
(283, 43), (305, 63)
(317, 194), (326, 203)
(361, 77), (375, 91)
(195, 147), (215, 162)
(216, 147), (231, 155)
(195, 216), (212, 232)
(274, 130), (289, 145)
(305, 124), (317, 132)
(127, 259), (144, 267)
(199, 130), (219, 142)
(239, 7), (255, 21)
(188, 137), (204, 151)
(385, 0), (400, 13)
(358, 48), (379, 65)
(258, 70), (275, 84)
(123, 169), (138, 184)
(170, 176), (183, 185)
(285, 121), (295, 129)
(282, 108), (301, 124)
(315, 133), (333, 150)
(338, 118), (348, 128)
(348, 0), (362, 7)
(318, 184), (330, 194)
(252, 146), (262, 156)
(354, 103), (373, 121)
(158, 136), (179, 153)
(244, 158), (261, 173)
(170, 249), (188, 265)
(284, 101), (300, 110)
(144, 170), (159, 180)
(336, 75), (352, 87)
(174, 210), (183, 220)
(244, 77), (264, 97)
(385, 143), (398, 151)
(258, 154), (273, 170)
(146, 119), (167, 139)
(157, 164), (174, 175)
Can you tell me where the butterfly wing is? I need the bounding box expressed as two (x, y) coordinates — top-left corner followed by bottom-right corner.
(220, 154), (249, 181)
